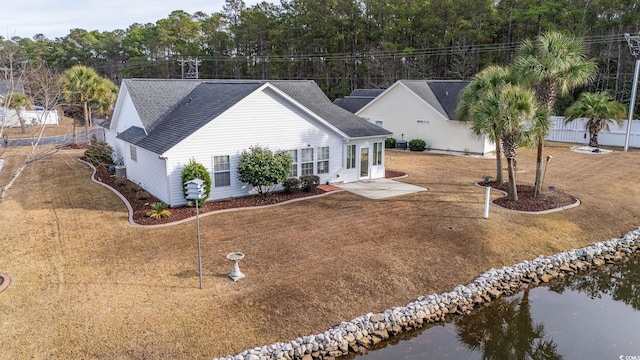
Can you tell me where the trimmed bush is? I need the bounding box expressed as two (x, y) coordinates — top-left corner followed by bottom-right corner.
(385, 137), (396, 148)
(299, 175), (320, 192)
(84, 142), (114, 167)
(181, 159), (212, 205)
(238, 145), (293, 197)
(283, 177), (301, 194)
(408, 139), (427, 152)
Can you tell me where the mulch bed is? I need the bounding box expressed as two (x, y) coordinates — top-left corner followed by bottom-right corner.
(480, 181), (578, 212)
(93, 164), (407, 226)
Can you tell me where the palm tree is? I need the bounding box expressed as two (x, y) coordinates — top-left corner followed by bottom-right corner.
(473, 85), (538, 201)
(512, 31), (597, 197)
(59, 65), (102, 143)
(565, 92), (627, 147)
(457, 65), (513, 183)
(4, 92), (33, 134)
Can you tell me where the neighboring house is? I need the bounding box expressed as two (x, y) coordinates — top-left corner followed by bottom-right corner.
(106, 79), (391, 207)
(351, 80), (495, 155)
(334, 89), (385, 114)
(0, 79), (59, 127)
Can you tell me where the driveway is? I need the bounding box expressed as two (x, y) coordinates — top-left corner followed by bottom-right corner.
(337, 178), (427, 199)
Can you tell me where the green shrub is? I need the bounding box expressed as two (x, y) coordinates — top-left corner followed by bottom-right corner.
(237, 145), (293, 197)
(299, 175), (320, 192)
(181, 159), (212, 205)
(283, 177), (301, 194)
(408, 139), (427, 152)
(84, 142), (114, 166)
(385, 137), (396, 148)
(146, 202), (171, 219)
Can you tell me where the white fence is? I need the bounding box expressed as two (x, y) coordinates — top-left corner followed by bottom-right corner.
(0, 108), (59, 127)
(545, 116), (640, 148)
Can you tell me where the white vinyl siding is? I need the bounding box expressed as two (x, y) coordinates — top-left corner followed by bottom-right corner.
(213, 155), (231, 187)
(162, 86), (345, 205)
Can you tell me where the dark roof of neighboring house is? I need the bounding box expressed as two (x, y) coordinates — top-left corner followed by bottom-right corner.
(333, 88), (385, 114)
(399, 80), (470, 120)
(118, 79), (390, 154)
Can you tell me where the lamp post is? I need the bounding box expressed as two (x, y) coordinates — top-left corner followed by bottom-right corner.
(624, 33), (640, 152)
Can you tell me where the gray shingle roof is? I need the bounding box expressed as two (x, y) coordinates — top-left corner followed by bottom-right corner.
(334, 89), (385, 114)
(271, 80), (391, 138)
(118, 79), (390, 154)
(399, 80), (470, 120)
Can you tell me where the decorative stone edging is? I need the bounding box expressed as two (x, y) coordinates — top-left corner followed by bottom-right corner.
(0, 273), (11, 293)
(474, 183), (581, 214)
(79, 158), (344, 228)
(213, 227), (640, 360)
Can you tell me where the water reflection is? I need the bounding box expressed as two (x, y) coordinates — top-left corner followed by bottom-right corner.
(354, 255), (640, 359)
(456, 289), (561, 360)
(547, 256), (640, 310)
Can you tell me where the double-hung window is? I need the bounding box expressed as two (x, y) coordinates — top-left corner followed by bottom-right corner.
(130, 145), (137, 162)
(287, 150), (298, 177)
(213, 155), (231, 187)
(373, 142), (383, 165)
(317, 147), (329, 174)
(301, 148), (314, 176)
(346, 144), (356, 169)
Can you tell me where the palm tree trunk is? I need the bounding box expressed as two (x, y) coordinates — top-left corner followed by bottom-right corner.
(83, 101), (90, 144)
(495, 139), (503, 183)
(533, 138), (543, 198)
(507, 157), (518, 201)
(17, 113), (27, 134)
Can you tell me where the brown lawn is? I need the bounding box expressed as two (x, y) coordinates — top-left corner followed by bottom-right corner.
(2, 116), (82, 139)
(0, 142), (639, 359)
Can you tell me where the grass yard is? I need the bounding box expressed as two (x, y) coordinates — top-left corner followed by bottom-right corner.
(2, 116), (81, 139)
(0, 143), (639, 359)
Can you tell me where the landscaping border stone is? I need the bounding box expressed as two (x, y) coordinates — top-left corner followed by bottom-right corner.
(213, 227), (640, 360)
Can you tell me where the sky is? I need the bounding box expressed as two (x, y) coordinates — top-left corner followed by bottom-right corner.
(1, 0), (262, 40)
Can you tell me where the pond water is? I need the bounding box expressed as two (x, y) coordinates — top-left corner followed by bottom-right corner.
(352, 255), (640, 360)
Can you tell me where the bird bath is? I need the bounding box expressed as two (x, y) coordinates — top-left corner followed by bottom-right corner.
(226, 252), (245, 281)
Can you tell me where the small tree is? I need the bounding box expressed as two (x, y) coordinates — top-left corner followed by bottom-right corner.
(237, 145), (292, 197)
(564, 92), (627, 147)
(181, 159), (212, 205)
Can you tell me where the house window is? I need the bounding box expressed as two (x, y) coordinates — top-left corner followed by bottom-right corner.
(213, 155), (231, 187)
(375, 120), (384, 128)
(373, 142), (383, 165)
(301, 148), (314, 176)
(317, 147), (329, 174)
(346, 144), (356, 169)
(287, 150), (298, 177)
(130, 145), (137, 162)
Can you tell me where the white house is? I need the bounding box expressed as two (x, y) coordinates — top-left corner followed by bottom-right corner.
(106, 79), (392, 207)
(344, 80), (495, 156)
(0, 80), (59, 127)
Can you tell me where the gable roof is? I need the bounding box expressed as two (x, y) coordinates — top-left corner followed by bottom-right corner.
(334, 89), (384, 113)
(117, 79), (390, 155)
(357, 80), (470, 120)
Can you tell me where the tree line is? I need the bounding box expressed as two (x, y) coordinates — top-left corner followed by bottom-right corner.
(1, 0), (639, 105)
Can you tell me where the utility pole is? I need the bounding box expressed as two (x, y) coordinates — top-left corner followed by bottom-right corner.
(177, 57), (202, 79)
(624, 33), (640, 152)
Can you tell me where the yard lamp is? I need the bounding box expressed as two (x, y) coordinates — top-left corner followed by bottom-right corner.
(184, 178), (206, 289)
(541, 155), (552, 190)
(624, 33), (640, 152)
